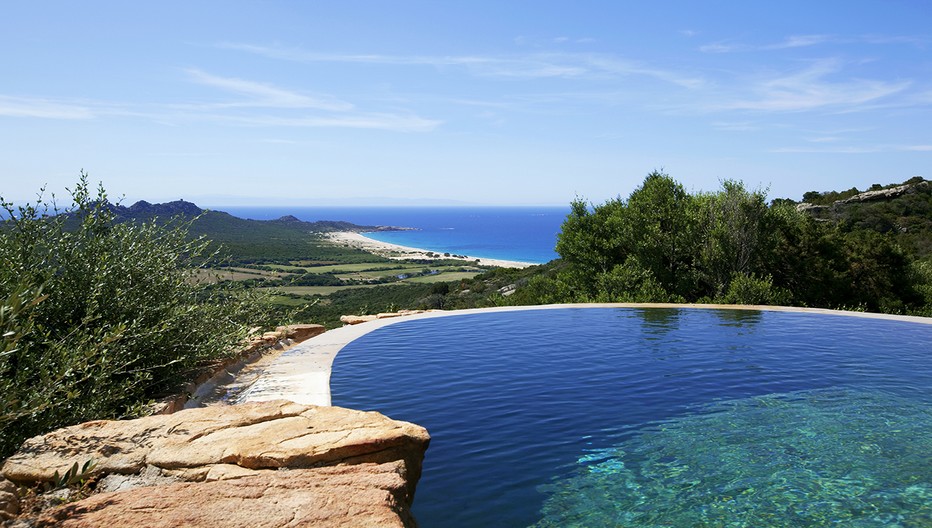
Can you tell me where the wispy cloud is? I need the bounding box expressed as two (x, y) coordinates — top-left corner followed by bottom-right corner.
(178, 69), (440, 132)
(710, 121), (760, 132)
(699, 41), (745, 53)
(0, 71), (440, 133)
(773, 143), (932, 154)
(0, 95), (95, 119)
(805, 136), (844, 143)
(185, 69), (353, 111)
(771, 145), (882, 154)
(767, 35), (833, 49)
(196, 112), (441, 132)
(715, 59), (910, 112)
(217, 43), (703, 87)
(701, 33), (928, 53)
(700, 35), (831, 53)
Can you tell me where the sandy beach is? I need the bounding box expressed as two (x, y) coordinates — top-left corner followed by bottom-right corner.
(327, 231), (535, 269)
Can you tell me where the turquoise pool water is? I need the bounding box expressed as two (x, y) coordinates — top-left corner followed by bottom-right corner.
(329, 308), (932, 527)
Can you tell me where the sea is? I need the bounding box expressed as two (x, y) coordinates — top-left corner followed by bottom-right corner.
(215, 206), (568, 264)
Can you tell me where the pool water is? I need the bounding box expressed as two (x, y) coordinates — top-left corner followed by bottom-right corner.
(329, 308), (932, 527)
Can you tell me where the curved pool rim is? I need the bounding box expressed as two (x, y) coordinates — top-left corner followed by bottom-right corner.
(236, 303), (931, 407)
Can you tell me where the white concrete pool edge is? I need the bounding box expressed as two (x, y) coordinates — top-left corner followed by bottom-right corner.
(237, 303), (932, 407)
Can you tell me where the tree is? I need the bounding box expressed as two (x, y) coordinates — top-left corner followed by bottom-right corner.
(695, 181), (773, 298)
(0, 173), (269, 458)
(623, 171), (696, 297)
(550, 170), (927, 315)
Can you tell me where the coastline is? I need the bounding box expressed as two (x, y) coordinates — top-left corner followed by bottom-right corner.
(327, 231), (535, 269)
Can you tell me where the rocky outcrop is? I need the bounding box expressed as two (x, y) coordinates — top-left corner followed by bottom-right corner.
(35, 462), (415, 528)
(2, 400), (429, 527)
(796, 179), (930, 215)
(340, 314), (379, 325)
(0, 478), (18, 522)
(840, 179), (929, 204)
(340, 310), (439, 326)
(244, 323), (326, 353)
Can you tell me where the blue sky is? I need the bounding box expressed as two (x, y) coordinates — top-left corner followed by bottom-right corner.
(1, 1), (929, 206)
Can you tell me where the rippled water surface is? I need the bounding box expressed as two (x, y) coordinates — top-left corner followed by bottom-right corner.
(329, 308), (932, 527)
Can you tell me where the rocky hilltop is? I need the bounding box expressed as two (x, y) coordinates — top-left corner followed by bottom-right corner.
(793, 177), (932, 258)
(106, 200), (406, 233)
(796, 178), (930, 216)
(1, 401), (430, 527)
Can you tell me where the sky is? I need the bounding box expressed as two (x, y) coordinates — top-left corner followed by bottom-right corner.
(1, 1), (930, 206)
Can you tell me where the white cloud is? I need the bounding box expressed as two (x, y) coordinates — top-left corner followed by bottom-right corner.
(188, 110), (440, 132)
(699, 41), (745, 53)
(217, 43), (704, 86)
(717, 59), (910, 112)
(176, 69), (439, 132)
(0, 96), (95, 119)
(766, 35), (833, 50)
(701, 33), (927, 54)
(185, 69), (353, 111)
(710, 121), (760, 132)
(772, 143), (932, 154)
(771, 146), (881, 154)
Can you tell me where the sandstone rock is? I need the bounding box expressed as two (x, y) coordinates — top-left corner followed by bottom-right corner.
(377, 312), (403, 319)
(275, 324), (325, 342)
(37, 462), (415, 528)
(261, 331), (282, 343)
(3, 401), (429, 527)
(2, 401), (429, 494)
(95, 464), (180, 494)
(0, 478), (19, 520)
(204, 463), (259, 481)
(340, 314), (378, 325)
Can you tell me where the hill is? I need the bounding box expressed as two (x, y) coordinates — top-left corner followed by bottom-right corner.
(106, 200), (407, 264)
(793, 177), (932, 257)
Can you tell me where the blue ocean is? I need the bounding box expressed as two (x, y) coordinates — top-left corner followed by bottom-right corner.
(215, 206), (568, 264)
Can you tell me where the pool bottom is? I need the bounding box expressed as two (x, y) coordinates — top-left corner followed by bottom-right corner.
(533, 387), (931, 527)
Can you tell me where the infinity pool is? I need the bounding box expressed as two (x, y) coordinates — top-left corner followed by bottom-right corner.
(329, 307), (932, 527)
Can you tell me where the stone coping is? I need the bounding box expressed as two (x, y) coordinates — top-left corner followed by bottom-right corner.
(238, 304), (931, 407)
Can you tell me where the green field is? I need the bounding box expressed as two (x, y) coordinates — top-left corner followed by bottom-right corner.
(276, 262), (431, 273)
(267, 294), (318, 307)
(263, 284), (381, 296)
(403, 271), (481, 283)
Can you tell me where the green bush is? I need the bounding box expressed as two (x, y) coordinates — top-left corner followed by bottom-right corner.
(719, 273), (791, 306)
(0, 174), (270, 459)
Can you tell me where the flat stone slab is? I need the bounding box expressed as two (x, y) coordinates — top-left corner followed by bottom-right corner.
(3, 401), (429, 527)
(36, 462), (415, 528)
(2, 400), (429, 487)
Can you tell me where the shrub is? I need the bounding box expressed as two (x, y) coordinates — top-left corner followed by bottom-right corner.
(720, 273), (791, 306)
(0, 174), (270, 458)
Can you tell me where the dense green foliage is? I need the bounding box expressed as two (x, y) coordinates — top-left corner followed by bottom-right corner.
(0, 176), (270, 458)
(819, 189), (932, 259)
(524, 171), (929, 314)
